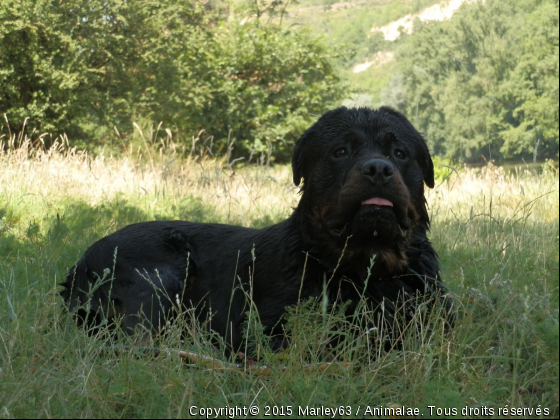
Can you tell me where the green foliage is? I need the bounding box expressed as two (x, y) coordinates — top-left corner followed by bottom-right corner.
(291, 0), (440, 64)
(0, 0), (84, 133)
(0, 0), (209, 141)
(0, 0), (343, 161)
(431, 155), (456, 184)
(390, 0), (559, 162)
(1, 148), (559, 417)
(204, 21), (343, 161)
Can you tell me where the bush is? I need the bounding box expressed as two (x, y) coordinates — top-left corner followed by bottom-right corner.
(0, 0), (344, 161)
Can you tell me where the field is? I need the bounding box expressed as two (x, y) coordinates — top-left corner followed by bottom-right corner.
(0, 132), (558, 418)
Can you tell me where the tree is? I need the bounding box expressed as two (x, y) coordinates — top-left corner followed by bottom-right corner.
(391, 0), (559, 161)
(0, 0), (344, 161)
(201, 20), (343, 161)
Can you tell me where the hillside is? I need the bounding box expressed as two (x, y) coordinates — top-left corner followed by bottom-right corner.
(281, 0), (448, 104)
(282, 0), (475, 101)
(282, 0), (559, 162)
(370, 0), (476, 42)
(286, 0), (441, 58)
(354, 0), (476, 73)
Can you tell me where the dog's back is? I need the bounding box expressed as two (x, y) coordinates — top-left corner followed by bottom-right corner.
(61, 219), (305, 347)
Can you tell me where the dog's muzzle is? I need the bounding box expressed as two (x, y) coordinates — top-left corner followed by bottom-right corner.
(361, 158), (394, 185)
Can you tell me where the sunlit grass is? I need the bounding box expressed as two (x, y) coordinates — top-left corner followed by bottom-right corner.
(1, 129), (558, 418)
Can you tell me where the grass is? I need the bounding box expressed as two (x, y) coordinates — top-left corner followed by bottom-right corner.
(0, 129), (558, 418)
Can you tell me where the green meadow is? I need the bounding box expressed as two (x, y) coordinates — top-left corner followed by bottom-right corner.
(0, 130), (558, 418)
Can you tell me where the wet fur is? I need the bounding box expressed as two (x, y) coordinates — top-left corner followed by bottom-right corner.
(61, 107), (451, 350)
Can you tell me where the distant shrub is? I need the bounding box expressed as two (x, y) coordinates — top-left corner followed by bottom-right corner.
(0, 0), (344, 162)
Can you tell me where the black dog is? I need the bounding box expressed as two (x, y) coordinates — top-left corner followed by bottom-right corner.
(61, 107), (451, 350)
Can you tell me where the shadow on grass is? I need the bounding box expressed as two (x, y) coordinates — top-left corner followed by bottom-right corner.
(1, 200), (559, 417)
(0, 195), (221, 308)
(4, 194), (219, 253)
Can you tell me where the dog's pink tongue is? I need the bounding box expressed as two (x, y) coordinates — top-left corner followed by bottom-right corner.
(361, 197), (393, 207)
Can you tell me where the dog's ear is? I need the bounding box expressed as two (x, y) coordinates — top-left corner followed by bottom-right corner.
(292, 130), (312, 187)
(422, 145), (435, 189)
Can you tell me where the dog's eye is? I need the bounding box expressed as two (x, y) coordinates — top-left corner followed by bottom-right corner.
(333, 147), (348, 159)
(394, 149), (406, 160)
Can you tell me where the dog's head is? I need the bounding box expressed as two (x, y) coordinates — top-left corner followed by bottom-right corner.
(292, 107), (435, 273)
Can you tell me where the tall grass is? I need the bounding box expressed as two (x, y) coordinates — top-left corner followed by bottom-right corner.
(0, 128), (558, 418)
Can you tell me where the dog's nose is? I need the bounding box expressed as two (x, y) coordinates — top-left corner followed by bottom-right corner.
(361, 159), (394, 184)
